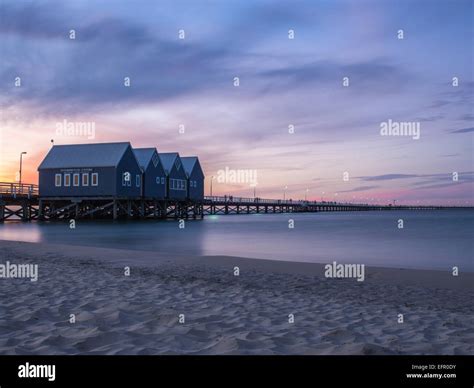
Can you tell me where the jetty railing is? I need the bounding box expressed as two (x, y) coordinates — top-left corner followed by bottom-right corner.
(0, 182), (463, 222)
(204, 195), (368, 207)
(0, 182), (39, 198)
(205, 195), (298, 205)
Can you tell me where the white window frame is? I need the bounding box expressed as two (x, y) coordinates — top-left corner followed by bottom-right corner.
(91, 173), (98, 186)
(170, 179), (186, 191)
(161, 177), (165, 184)
(64, 173), (71, 187)
(73, 173), (80, 187)
(82, 173), (89, 186)
(55, 174), (62, 187)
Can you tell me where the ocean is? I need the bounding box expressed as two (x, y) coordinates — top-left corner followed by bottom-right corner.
(0, 210), (472, 271)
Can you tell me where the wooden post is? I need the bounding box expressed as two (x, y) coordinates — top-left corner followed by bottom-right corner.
(0, 201), (4, 222)
(21, 201), (29, 221)
(38, 199), (43, 220)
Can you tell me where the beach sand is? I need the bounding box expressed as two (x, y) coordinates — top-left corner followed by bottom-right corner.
(0, 239), (472, 355)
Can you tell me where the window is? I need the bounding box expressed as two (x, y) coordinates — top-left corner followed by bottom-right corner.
(156, 177), (160, 184)
(91, 173), (98, 186)
(170, 179), (186, 191)
(82, 173), (89, 186)
(55, 174), (62, 187)
(64, 173), (71, 187)
(161, 177), (165, 184)
(73, 173), (80, 186)
(136, 174), (141, 187)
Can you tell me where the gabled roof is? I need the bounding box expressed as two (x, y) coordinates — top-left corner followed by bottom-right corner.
(181, 157), (199, 178)
(133, 148), (158, 170)
(38, 142), (132, 170)
(159, 152), (180, 174)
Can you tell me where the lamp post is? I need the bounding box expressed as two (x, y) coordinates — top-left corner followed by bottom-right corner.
(19, 151), (27, 187)
(251, 183), (257, 199)
(210, 176), (215, 196)
(305, 188), (309, 201)
(284, 185), (287, 201)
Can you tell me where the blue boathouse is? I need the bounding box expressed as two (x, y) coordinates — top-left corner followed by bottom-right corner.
(133, 148), (166, 199)
(159, 152), (188, 200)
(181, 156), (205, 200)
(38, 142), (142, 198)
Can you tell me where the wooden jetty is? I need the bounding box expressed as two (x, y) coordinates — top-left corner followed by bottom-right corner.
(0, 182), (469, 222)
(0, 182), (39, 222)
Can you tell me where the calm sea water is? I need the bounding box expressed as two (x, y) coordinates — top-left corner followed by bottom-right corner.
(0, 210), (472, 271)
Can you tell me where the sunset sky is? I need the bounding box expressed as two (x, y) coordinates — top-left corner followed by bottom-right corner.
(0, 0), (472, 205)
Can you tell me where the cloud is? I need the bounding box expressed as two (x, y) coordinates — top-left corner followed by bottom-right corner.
(339, 185), (379, 193)
(450, 127), (474, 134)
(428, 100), (451, 108)
(440, 153), (460, 157)
(413, 181), (473, 190)
(459, 113), (474, 121)
(0, 2), (238, 115)
(357, 174), (420, 181)
(258, 59), (410, 93)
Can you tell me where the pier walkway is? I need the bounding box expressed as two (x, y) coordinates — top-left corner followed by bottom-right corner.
(0, 182), (468, 222)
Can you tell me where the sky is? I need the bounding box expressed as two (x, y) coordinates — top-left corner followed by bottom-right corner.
(0, 0), (473, 205)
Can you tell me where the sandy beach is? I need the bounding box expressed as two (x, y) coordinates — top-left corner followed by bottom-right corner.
(0, 239), (472, 355)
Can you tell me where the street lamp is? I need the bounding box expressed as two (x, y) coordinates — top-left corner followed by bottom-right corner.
(210, 176), (215, 196)
(305, 188), (309, 201)
(251, 182), (257, 199)
(284, 185), (288, 201)
(19, 151), (27, 187)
